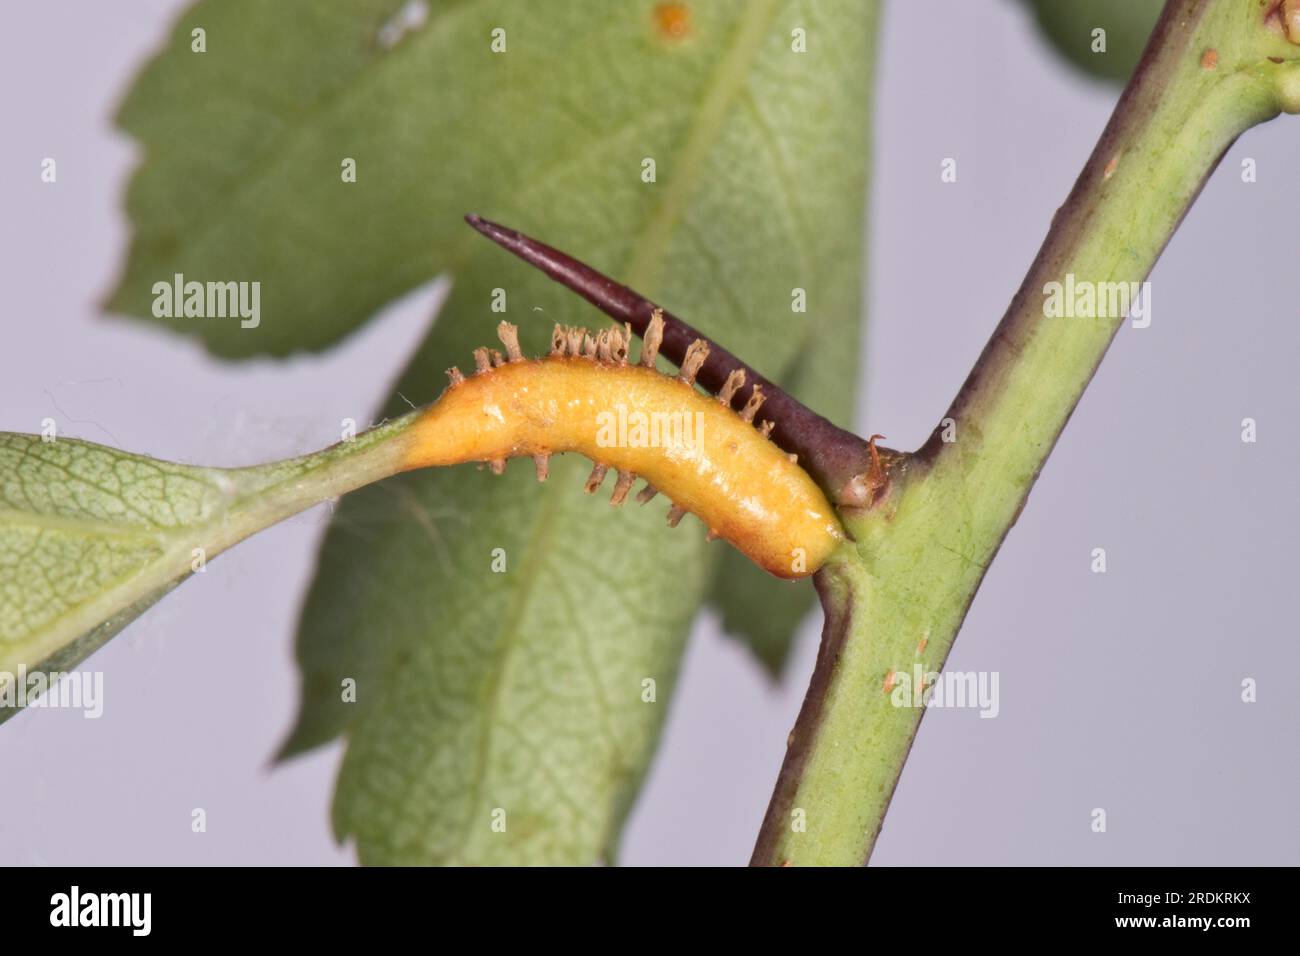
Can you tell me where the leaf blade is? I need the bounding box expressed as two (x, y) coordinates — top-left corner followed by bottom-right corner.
(1019, 0), (1164, 84)
(0, 422), (411, 719)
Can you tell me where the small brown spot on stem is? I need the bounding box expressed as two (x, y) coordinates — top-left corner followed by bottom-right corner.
(1103, 156), (1119, 179)
(653, 2), (691, 41)
(1200, 48), (1218, 71)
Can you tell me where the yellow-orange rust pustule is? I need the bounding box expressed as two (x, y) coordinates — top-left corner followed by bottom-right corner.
(398, 313), (844, 578)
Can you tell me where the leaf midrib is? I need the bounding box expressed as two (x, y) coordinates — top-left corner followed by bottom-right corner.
(623, 0), (781, 291)
(0, 508), (175, 542)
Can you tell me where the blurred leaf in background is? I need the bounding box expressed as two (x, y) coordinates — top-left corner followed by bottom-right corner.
(109, 0), (878, 863)
(1018, 0), (1164, 84)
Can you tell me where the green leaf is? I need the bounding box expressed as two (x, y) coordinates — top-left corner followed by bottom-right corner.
(0, 423), (410, 721)
(112, 0), (878, 864)
(1019, 0), (1164, 84)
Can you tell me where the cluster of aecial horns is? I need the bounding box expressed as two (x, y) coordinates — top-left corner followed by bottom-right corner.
(441, 310), (785, 532)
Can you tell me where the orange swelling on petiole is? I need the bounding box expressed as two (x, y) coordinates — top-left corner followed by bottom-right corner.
(398, 314), (844, 579)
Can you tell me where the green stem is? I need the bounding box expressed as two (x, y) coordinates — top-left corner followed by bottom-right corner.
(221, 410), (422, 536)
(751, 0), (1300, 867)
